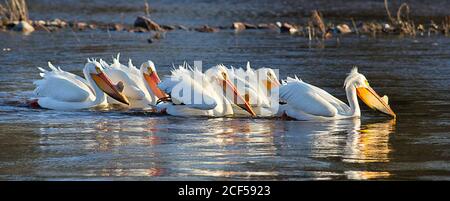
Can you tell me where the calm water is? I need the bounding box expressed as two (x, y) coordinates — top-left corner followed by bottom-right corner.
(0, 0), (449, 180)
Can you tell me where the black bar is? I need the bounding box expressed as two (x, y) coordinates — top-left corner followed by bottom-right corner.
(0, 181), (447, 200)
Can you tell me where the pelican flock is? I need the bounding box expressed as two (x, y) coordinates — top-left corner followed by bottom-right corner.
(31, 55), (396, 121)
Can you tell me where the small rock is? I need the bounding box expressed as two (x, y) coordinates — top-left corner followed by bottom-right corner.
(257, 23), (278, 30)
(134, 16), (163, 31)
(73, 22), (88, 30)
(194, 25), (219, 33)
(278, 22), (298, 34)
(60, 21), (67, 27)
(110, 23), (124, 31)
(176, 25), (189, 31)
(160, 24), (175, 31)
(49, 20), (56, 26)
(11, 21), (35, 33)
(49, 18), (66, 28)
(88, 24), (97, 29)
(324, 31), (333, 39)
(233, 22), (246, 31)
(34, 20), (46, 26)
(244, 23), (257, 29)
(336, 24), (351, 34)
(382, 23), (395, 33)
(417, 24), (425, 32)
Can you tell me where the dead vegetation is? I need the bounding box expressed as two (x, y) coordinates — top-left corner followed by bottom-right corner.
(0, 0), (449, 41)
(0, 0), (29, 22)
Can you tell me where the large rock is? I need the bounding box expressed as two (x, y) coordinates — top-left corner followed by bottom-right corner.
(134, 16), (163, 31)
(11, 21), (35, 33)
(233, 22), (246, 31)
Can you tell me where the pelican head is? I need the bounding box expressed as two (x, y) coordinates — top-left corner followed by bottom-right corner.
(86, 60), (129, 105)
(344, 67), (396, 118)
(140, 61), (167, 99)
(206, 65), (256, 117)
(256, 67), (281, 92)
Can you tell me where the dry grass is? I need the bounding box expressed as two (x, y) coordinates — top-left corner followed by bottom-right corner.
(311, 10), (326, 36)
(443, 16), (449, 36)
(0, 0), (29, 22)
(384, 0), (415, 36)
(144, 0), (150, 16)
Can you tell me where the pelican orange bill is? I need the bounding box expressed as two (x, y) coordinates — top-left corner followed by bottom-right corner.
(91, 72), (130, 105)
(356, 86), (396, 118)
(223, 79), (256, 117)
(143, 71), (167, 99)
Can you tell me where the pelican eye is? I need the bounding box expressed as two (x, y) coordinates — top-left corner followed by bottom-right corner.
(147, 66), (154, 74)
(221, 72), (227, 80)
(95, 66), (102, 73)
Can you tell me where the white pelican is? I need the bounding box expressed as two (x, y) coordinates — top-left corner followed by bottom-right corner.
(227, 62), (281, 117)
(100, 54), (166, 108)
(157, 64), (256, 117)
(33, 60), (129, 110)
(277, 67), (396, 120)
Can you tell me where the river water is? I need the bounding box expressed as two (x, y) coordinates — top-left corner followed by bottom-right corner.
(0, 0), (449, 180)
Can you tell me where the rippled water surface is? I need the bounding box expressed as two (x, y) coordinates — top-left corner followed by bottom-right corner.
(0, 0), (449, 180)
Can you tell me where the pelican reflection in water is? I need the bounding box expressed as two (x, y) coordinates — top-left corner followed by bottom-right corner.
(35, 116), (168, 178)
(33, 113), (395, 180)
(171, 118), (280, 179)
(282, 118), (395, 180)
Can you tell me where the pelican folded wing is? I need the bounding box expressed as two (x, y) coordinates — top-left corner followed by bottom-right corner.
(34, 74), (91, 102)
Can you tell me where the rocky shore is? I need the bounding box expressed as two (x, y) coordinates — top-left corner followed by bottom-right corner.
(1, 0), (449, 42)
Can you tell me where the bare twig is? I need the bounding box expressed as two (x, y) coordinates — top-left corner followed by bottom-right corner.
(311, 10), (325, 35)
(351, 18), (359, 36)
(384, 0), (395, 24)
(144, 0), (150, 16)
(443, 16), (449, 36)
(396, 3), (410, 23)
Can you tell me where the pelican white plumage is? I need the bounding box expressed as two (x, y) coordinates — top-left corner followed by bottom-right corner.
(277, 67), (396, 120)
(227, 62), (281, 117)
(157, 64), (256, 117)
(100, 54), (166, 108)
(33, 60), (129, 110)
